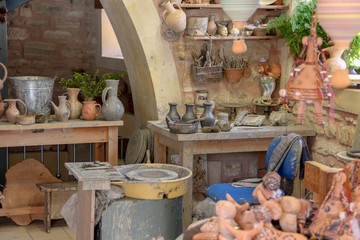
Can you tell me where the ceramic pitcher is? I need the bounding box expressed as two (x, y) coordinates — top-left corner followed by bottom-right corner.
(102, 80), (124, 121)
(51, 96), (72, 122)
(82, 100), (101, 121)
(5, 99), (27, 124)
(63, 88), (83, 119)
(161, 0), (186, 33)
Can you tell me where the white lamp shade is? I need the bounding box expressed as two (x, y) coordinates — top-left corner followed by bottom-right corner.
(220, 0), (260, 22)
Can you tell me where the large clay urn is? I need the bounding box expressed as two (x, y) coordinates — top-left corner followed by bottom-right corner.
(102, 80), (124, 121)
(5, 99), (27, 124)
(82, 99), (101, 121)
(51, 96), (72, 122)
(161, 0), (186, 33)
(64, 88), (83, 119)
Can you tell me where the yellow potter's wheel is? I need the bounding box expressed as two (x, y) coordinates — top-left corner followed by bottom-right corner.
(113, 164), (192, 200)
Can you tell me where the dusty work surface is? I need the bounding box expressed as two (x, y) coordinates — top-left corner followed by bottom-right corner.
(147, 121), (316, 141)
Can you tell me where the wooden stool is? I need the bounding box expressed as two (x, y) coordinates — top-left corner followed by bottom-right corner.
(36, 182), (77, 233)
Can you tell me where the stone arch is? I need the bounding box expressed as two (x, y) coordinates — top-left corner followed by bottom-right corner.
(100, 0), (182, 127)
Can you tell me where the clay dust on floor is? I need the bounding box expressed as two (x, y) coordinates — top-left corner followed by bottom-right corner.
(0, 217), (75, 240)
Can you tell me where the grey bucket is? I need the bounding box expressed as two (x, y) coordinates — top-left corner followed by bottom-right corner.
(9, 76), (55, 117)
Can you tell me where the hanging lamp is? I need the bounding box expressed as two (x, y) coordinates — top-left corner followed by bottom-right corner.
(317, 0), (360, 88)
(220, 0), (260, 54)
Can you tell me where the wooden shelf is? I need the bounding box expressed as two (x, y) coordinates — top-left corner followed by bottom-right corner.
(184, 35), (282, 40)
(179, 4), (289, 10)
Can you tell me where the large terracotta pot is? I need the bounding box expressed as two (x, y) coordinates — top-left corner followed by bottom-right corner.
(82, 100), (101, 121)
(64, 88), (83, 119)
(161, 0), (186, 33)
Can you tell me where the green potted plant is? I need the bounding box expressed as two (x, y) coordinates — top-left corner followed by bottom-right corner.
(267, 0), (330, 57)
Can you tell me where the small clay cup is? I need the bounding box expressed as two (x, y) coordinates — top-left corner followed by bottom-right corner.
(224, 68), (244, 83)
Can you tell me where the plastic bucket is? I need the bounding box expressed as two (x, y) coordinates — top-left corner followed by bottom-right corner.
(9, 76), (55, 117)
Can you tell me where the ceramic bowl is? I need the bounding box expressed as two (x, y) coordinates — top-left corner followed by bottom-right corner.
(253, 27), (268, 36)
(16, 115), (35, 125)
(244, 31), (253, 37)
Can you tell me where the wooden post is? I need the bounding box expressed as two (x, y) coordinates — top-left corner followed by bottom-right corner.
(77, 181), (95, 240)
(154, 132), (167, 164)
(106, 126), (118, 166)
(180, 142), (194, 230)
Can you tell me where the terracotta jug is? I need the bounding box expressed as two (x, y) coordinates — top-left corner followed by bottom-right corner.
(5, 99), (27, 124)
(207, 15), (217, 36)
(0, 62), (7, 92)
(102, 80), (125, 121)
(51, 96), (72, 122)
(63, 88), (83, 119)
(0, 101), (7, 118)
(161, 0), (186, 33)
(82, 99), (101, 121)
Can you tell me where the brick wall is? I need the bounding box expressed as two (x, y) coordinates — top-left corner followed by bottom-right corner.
(6, 0), (133, 112)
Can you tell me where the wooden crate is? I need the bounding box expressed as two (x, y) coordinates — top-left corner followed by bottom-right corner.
(191, 65), (223, 84)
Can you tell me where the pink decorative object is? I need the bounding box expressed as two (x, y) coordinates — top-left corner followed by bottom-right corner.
(317, 0), (360, 88)
(220, 0), (260, 53)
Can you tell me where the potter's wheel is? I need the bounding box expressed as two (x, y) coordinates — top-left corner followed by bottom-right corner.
(125, 168), (178, 181)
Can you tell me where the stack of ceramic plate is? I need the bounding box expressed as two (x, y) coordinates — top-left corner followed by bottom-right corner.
(125, 128), (154, 164)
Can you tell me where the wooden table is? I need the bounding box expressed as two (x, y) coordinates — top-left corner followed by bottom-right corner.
(147, 121), (316, 229)
(65, 162), (124, 240)
(0, 119), (123, 166)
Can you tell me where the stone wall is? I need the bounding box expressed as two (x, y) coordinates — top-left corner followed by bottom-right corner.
(299, 105), (357, 168)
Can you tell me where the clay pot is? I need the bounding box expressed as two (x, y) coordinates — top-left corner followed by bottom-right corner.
(187, 17), (209, 36)
(207, 15), (217, 36)
(166, 102), (181, 127)
(64, 88), (83, 119)
(182, 103), (197, 122)
(5, 99), (27, 124)
(330, 69), (351, 89)
(200, 102), (215, 127)
(82, 100), (101, 121)
(51, 96), (72, 122)
(324, 45), (346, 74)
(102, 80), (124, 121)
(0, 101), (7, 118)
(270, 64), (281, 79)
(224, 68), (244, 83)
(161, 0), (186, 33)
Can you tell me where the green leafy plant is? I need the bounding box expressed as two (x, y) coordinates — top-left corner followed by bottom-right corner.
(77, 70), (106, 100)
(59, 73), (84, 89)
(343, 33), (360, 69)
(100, 72), (126, 81)
(267, 0), (330, 57)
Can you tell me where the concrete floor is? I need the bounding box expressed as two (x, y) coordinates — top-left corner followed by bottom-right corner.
(0, 217), (75, 240)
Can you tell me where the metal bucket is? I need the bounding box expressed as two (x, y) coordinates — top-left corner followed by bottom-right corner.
(9, 76), (55, 117)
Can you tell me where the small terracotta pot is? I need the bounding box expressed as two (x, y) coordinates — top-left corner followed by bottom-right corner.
(224, 68), (244, 83)
(82, 100), (101, 121)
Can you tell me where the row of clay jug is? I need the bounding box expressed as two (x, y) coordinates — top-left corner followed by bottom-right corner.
(51, 80), (124, 122)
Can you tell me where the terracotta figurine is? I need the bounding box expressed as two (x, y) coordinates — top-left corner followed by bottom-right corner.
(279, 196), (301, 233)
(253, 172), (282, 202)
(280, 16), (333, 125)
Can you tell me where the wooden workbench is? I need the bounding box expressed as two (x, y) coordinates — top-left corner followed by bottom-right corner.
(65, 162), (123, 240)
(147, 121), (316, 229)
(0, 119), (123, 165)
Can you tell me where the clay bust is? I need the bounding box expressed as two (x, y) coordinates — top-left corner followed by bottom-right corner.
(253, 172), (282, 202)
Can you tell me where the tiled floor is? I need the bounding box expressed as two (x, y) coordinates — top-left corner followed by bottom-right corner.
(0, 217), (75, 240)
